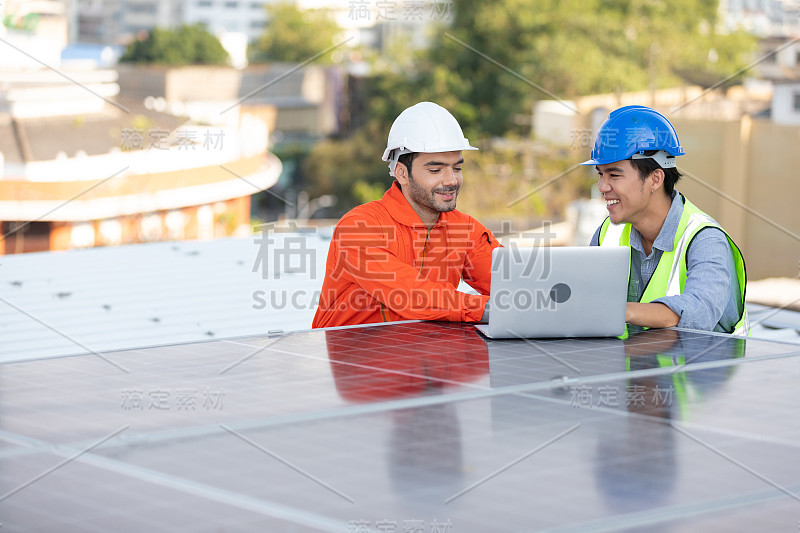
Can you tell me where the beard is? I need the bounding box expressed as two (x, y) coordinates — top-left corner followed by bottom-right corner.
(407, 171), (460, 214)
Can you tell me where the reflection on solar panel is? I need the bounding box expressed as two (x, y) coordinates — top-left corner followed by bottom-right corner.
(1, 322), (799, 531)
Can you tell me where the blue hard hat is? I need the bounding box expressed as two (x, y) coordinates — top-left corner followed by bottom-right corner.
(581, 105), (685, 166)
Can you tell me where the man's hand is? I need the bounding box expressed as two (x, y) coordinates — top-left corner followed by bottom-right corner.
(625, 302), (679, 329)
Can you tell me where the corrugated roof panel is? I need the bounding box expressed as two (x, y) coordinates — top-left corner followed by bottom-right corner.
(1, 233), (333, 362)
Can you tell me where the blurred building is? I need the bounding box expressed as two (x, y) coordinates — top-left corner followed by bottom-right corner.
(0, 15), (281, 255)
(72, 0), (182, 44)
(2, 0), (69, 65)
(757, 35), (800, 80)
(753, 35), (800, 125)
(771, 79), (800, 125)
(72, 0), (270, 45)
(62, 0), (441, 55)
(296, 0), (446, 51)
(182, 0), (269, 43)
(115, 62), (342, 141)
(720, 0), (800, 37)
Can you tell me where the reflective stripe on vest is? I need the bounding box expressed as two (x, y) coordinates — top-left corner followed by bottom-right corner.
(598, 196), (749, 336)
(656, 353), (691, 421)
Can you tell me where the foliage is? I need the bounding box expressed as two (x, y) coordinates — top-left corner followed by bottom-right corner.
(455, 142), (594, 228)
(303, 126), (593, 226)
(249, 3), (341, 64)
(301, 0), (757, 222)
(303, 123), (392, 215)
(366, 0), (757, 137)
(120, 24), (229, 65)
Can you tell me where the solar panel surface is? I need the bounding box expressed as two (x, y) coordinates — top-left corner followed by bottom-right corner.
(1, 322), (798, 532)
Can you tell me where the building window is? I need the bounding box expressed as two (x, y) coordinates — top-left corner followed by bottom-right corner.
(250, 1), (264, 9)
(197, 0), (213, 6)
(793, 91), (800, 112)
(126, 3), (157, 14)
(2, 221), (51, 254)
(224, 1), (238, 8)
(249, 19), (265, 28)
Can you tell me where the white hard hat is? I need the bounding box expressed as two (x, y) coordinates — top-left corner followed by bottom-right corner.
(382, 102), (478, 177)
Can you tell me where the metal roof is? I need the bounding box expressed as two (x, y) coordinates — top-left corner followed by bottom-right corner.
(0, 230), (333, 363)
(748, 303), (800, 344)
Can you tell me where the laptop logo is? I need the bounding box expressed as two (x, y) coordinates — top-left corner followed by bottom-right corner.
(549, 283), (571, 304)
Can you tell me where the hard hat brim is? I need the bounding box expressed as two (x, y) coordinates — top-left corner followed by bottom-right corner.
(381, 144), (478, 162)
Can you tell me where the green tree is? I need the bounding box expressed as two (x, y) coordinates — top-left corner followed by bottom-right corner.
(303, 122), (391, 213)
(120, 24), (229, 65)
(302, 0), (757, 220)
(249, 3), (341, 64)
(368, 0), (756, 137)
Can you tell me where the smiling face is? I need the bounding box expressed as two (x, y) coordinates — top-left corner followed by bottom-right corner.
(596, 159), (660, 226)
(395, 151), (464, 226)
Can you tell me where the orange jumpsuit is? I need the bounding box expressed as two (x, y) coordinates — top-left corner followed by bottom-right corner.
(312, 182), (500, 328)
(325, 323), (490, 402)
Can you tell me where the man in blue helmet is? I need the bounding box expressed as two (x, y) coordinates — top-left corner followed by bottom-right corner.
(584, 105), (749, 335)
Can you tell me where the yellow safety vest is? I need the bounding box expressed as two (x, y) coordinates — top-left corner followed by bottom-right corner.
(598, 194), (749, 336)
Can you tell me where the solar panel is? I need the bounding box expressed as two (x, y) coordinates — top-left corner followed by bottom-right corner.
(1, 321), (799, 531)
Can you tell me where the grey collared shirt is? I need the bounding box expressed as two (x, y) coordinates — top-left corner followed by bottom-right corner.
(590, 190), (743, 333)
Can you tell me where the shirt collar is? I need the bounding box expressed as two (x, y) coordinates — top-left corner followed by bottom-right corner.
(629, 190), (683, 253)
(381, 181), (445, 229)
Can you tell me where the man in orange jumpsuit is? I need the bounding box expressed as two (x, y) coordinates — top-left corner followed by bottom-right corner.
(312, 102), (500, 328)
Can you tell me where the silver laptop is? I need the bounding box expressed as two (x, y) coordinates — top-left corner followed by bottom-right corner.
(473, 246), (629, 339)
